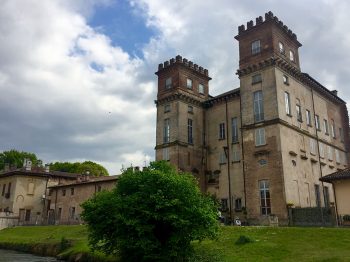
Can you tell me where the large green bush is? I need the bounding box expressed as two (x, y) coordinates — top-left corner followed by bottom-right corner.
(81, 161), (219, 261)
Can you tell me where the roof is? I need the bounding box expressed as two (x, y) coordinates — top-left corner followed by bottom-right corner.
(48, 175), (119, 188)
(205, 88), (240, 106)
(319, 168), (350, 183)
(0, 167), (79, 179)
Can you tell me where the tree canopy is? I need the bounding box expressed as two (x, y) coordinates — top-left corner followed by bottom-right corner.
(81, 161), (219, 261)
(50, 161), (109, 176)
(0, 149), (39, 170)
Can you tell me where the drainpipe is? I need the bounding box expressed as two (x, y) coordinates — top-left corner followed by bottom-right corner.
(225, 98), (233, 224)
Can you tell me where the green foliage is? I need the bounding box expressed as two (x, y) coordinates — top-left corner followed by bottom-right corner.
(81, 161), (219, 261)
(235, 235), (254, 245)
(50, 161), (109, 176)
(0, 149), (38, 170)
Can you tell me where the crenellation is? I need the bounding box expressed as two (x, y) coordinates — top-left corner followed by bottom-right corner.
(247, 20), (254, 29)
(256, 16), (263, 25)
(194, 64), (198, 71)
(199, 66), (203, 73)
(189, 61), (194, 68)
(164, 61), (169, 67)
(158, 63), (163, 70)
(170, 58), (175, 64)
(175, 55), (182, 62)
(157, 56), (209, 77)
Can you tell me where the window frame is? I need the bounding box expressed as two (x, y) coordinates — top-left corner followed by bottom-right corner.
(165, 77), (172, 89)
(198, 83), (204, 94)
(284, 92), (291, 115)
(324, 119), (329, 135)
(315, 115), (321, 131)
(289, 50), (295, 61)
(162, 147), (170, 161)
(306, 109), (312, 126)
(259, 180), (271, 215)
(187, 118), (193, 144)
(255, 128), (266, 146)
(231, 117), (238, 143)
(163, 118), (170, 143)
(251, 40), (261, 55)
(186, 78), (193, 89)
(296, 98), (302, 122)
(279, 41), (285, 54)
(219, 123), (225, 140)
(254, 90), (264, 122)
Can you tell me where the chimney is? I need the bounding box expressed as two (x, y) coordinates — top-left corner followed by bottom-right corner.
(25, 160), (32, 171)
(331, 90), (338, 96)
(45, 164), (50, 173)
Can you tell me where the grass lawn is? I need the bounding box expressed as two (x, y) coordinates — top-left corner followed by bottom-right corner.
(0, 225), (349, 261)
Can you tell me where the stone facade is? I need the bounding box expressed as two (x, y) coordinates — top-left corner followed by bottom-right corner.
(155, 11), (350, 225)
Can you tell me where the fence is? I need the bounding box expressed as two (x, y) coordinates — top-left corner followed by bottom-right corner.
(288, 207), (336, 226)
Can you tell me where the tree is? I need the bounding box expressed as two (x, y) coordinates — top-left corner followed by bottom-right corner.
(0, 149), (39, 170)
(50, 161), (109, 176)
(81, 161), (219, 261)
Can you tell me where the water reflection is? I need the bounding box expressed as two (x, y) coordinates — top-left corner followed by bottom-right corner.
(0, 249), (58, 262)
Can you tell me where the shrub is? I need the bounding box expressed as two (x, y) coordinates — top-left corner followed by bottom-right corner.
(235, 235), (254, 245)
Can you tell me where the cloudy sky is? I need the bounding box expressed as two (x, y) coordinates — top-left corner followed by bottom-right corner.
(1, 0), (350, 175)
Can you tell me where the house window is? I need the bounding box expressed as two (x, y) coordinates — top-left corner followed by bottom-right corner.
(290, 50), (295, 61)
(165, 77), (172, 89)
(327, 146), (333, 161)
(310, 138), (316, 155)
(296, 98), (302, 122)
(186, 78), (192, 89)
(324, 187), (330, 207)
(235, 198), (242, 211)
(315, 115), (321, 131)
(71, 187), (74, 196)
(231, 117), (238, 143)
(2, 184), (5, 196)
(221, 199), (228, 211)
(27, 182), (34, 195)
(252, 74), (262, 84)
(324, 119), (329, 135)
(339, 128), (344, 142)
(7, 182), (11, 195)
(62, 189), (66, 196)
(279, 42), (285, 54)
(162, 147), (169, 161)
(163, 118), (170, 143)
(284, 92), (291, 115)
(219, 151), (227, 164)
(219, 123), (225, 140)
(315, 184), (321, 207)
(259, 180), (271, 215)
(335, 149), (341, 163)
(188, 119), (193, 144)
(25, 209), (31, 222)
(283, 75), (289, 85)
(319, 143), (325, 158)
(198, 83), (204, 94)
(97, 185), (102, 192)
(69, 207), (76, 219)
(331, 120), (335, 138)
(251, 40), (261, 55)
(232, 147), (240, 162)
(188, 105), (193, 113)
(306, 110), (311, 126)
(255, 128), (266, 146)
(254, 90), (264, 122)
(164, 104), (170, 113)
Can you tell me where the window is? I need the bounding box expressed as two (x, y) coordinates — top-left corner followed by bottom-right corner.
(232, 147), (240, 162)
(188, 105), (193, 113)
(7, 182), (11, 195)
(165, 77), (172, 89)
(97, 185), (102, 192)
(69, 207), (76, 219)
(324, 119), (329, 135)
(188, 119), (193, 144)
(232, 117), (238, 143)
(259, 180), (271, 215)
(324, 187), (330, 207)
(57, 208), (62, 220)
(186, 78), (192, 89)
(283, 75), (289, 85)
(315, 184), (321, 207)
(327, 145), (333, 161)
(163, 118), (170, 143)
(162, 148), (169, 161)
(198, 83), (204, 94)
(296, 98), (302, 122)
(219, 151), (227, 164)
(71, 187), (74, 196)
(27, 182), (34, 195)
(255, 128), (266, 146)
(284, 92), (291, 115)
(235, 198), (242, 211)
(339, 128), (344, 142)
(279, 42), (285, 54)
(251, 40), (261, 55)
(306, 110), (311, 126)
(315, 115), (321, 131)
(310, 138), (316, 155)
(319, 143), (325, 158)
(219, 123), (225, 140)
(62, 189), (66, 196)
(2, 184), (5, 196)
(254, 90), (264, 122)
(335, 149), (341, 163)
(164, 104), (170, 113)
(289, 50), (295, 61)
(221, 199), (228, 211)
(252, 73), (262, 84)
(331, 120), (335, 138)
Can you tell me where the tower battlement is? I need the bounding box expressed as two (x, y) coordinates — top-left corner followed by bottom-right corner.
(236, 11), (301, 46)
(157, 55), (209, 77)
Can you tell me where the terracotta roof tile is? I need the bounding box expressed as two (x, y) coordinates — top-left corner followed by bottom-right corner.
(320, 168), (350, 183)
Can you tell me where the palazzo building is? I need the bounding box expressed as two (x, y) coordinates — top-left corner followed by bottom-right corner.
(154, 11), (350, 225)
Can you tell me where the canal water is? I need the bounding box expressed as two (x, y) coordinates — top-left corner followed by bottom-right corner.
(0, 249), (58, 261)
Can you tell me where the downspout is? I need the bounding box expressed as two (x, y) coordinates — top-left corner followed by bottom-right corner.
(225, 98), (233, 223)
(310, 86), (325, 225)
(239, 91), (247, 209)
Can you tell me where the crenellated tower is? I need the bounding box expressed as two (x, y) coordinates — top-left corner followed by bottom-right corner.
(154, 55), (211, 190)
